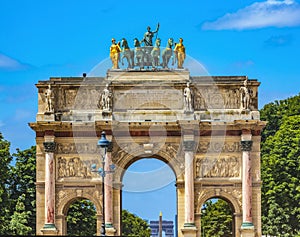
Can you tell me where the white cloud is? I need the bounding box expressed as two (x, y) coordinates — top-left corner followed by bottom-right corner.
(202, 0), (300, 30)
(0, 53), (29, 70)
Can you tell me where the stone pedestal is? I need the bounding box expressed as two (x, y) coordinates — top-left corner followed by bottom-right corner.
(40, 227), (59, 236)
(241, 225), (255, 237)
(105, 226), (117, 236)
(181, 226), (197, 237)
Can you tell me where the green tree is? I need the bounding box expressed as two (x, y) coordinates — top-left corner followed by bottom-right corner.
(66, 199), (97, 236)
(260, 93), (300, 143)
(0, 133), (12, 234)
(201, 199), (233, 237)
(122, 209), (151, 237)
(261, 115), (300, 236)
(9, 194), (32, 235)
(9, 146), (36, 234)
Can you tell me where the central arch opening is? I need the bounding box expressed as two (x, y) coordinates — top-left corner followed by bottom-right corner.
(122, 157), (177, 236)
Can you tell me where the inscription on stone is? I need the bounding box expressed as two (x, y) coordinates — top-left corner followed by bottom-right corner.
(114, 89), (183, 110)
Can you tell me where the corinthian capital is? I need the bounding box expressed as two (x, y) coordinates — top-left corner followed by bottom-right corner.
(240, 140), (253, 152)
(43, 142), (56, 153)
(183, 141), (195, 152)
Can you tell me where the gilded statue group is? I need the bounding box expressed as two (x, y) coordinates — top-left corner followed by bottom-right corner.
(109, 23), (186, 70)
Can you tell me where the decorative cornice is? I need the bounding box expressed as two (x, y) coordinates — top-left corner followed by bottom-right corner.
(43, 142), (56, 153)
(240, 140), (253, 152)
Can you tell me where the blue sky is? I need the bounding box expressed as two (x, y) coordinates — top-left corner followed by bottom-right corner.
(1, 0), (300, 223)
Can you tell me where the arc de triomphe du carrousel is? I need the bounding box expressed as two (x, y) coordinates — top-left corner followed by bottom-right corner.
(30, 27), (266, 237)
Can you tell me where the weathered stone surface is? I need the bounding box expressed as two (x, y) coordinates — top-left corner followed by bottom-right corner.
(29, 70), (266, 237)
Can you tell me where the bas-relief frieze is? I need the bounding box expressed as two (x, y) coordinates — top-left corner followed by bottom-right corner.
(57, 143), (100, 154)
(193, 87), (258, 111)
(197, 141), (241, 154)
(41, 83), (259, 117)
(195, 156), (241, 178)
(42, 86), (106, 112)
(56, 157), (99, 179)
(73, 88), (101, 110)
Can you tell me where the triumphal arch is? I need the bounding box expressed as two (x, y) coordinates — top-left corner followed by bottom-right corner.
(30, 33), (265, 237)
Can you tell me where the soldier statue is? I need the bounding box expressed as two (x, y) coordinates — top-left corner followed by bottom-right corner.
(240, 79), (251, 110)
(45, 84), (54, 112)
(141, 23), (160, 46)
(183, 82), (193, 112)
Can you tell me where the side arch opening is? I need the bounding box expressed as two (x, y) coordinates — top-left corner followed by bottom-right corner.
(64, 198), (97, 236)
(200, 197), (236, 237)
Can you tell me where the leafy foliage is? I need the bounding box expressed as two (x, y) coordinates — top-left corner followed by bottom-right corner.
(66, 199), (97, 236)
(260, 94), (300, 236)
(201, 199), (233, 237)
(0, 133), (12, 234)
(260, 93), (300, 143)
(9, 194), (32, 235)
(9, 146), (36, 234)
(261, 115), (300, 236)
(122, 209), (151, 237)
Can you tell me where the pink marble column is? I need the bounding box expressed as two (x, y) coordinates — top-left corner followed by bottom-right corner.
(241, 132), (254, 228)
(43, 141), (57, 229)
(104, 142), (114, 227)
(183, 140), (195, 226)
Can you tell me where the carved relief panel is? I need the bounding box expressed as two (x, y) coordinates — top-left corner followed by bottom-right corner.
(193, 85), (258, 111)
(56, 156), (101, 180)
(195, 141), (242, 179)
(195, 155), (241, 178)
(39, 84), (108, 121)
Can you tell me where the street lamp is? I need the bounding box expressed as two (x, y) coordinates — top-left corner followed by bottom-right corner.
(91, 131), (115, 236)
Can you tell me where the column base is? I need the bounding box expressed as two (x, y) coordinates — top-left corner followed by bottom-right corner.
(181, 224), (197, 237)
(241, 222), (255, 237)
(41, 223), (58, 235)
(105, 223), (116, 236)
(241, 222), (254, 229)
